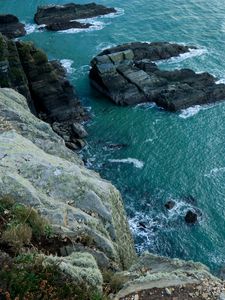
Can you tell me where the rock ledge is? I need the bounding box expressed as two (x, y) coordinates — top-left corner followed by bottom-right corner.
(90, 42), (225, 111)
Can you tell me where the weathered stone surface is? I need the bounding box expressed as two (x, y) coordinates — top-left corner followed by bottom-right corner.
(72, 122), (88, 139)
(44, 252), (103, 291)
(90, 42), (225, 111)
(34, 3), (116, 31)
(1, 89), (225, 298)
(0, 33), (88, 149)
(113, 253), (225, 300)
(0, 14), (26, 38)
(0, 88), (136, 270)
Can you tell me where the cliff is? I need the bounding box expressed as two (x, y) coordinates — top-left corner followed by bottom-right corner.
(0, 33), (87, 150)
(0, 87), (224, 299)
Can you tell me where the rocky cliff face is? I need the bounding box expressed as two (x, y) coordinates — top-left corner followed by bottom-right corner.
(0, 87), (224, 299)
(0, 33), (87, 149)
(0, 87), (136, 270)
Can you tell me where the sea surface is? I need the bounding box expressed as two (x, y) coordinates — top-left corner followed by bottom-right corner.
(2, 0), (225, 274)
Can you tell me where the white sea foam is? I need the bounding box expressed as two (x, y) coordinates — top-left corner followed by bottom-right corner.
(58, 20), (105, 33)
(73, 65), (90, 80)
(134, 102), (156, 110)
(167, 200), (193, 219)
(128, 213), (158, 251)
(144, 138), (154, 143)
(128, 197), (201, 252)
(108, 158), (144, 169)
(204, 167), (225, 178)
(24, 23), (37, 34)
(179, 103), (214, 119)
(24, 23), (46, 34)
(216, 78), (225, 84)
(99, 7), (125, 19)
(157, 47), (207, 65)
(58, 7), (123, 34)
(179, 105), (202, 119)
(96, 42), (116, 52)
(60, 59), (75, 74)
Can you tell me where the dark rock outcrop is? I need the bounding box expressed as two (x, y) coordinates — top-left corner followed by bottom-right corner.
(46, 21), (91, 31)
(165, 200), (175, 210)
(89, 42), (225, 111)
(0, 14), (26, 38)
(0, 33), (87, 148)
(34, 3), (116, 31)
(185, 210), (198, 224)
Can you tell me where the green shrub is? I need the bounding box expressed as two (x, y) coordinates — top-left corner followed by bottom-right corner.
(0, 196), (53, 252)
(33, 50), (47, 64)
(102, 269), (128, 294)
(1, 223), (32, 251)
(0, 254), (106, 300)
(12, 204), (48, 238)
(0, 195), (14, 213)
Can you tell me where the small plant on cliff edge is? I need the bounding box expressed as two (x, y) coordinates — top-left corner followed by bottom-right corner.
(102, 269), (128, 294)
(33, 49), (48, 64)
(0, 196), (52, 251)
(0, 253), (107, 300)
(2, 223), (32, 250)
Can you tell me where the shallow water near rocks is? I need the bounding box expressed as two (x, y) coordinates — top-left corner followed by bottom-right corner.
(2, 0), (225, 273)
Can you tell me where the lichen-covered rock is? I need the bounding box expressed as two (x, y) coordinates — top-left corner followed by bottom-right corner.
(44, 252), (103, 291)
(90, 42), (225, 111)
(114, 252), (225, 299)
(0, 88), (136, 270)
(0, 14), (26, 38)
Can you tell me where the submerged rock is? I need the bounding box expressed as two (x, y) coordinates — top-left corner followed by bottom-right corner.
(89, 42), (225, 111)
(34, 3), (116, 31)
(0, 33), (87, 148)
(185, 210), (198, 224)
(165, 200), (175, 210)
(0, 14), (26, 38)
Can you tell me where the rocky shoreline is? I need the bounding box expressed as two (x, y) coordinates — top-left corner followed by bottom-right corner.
(0, 4), (225, 300)
(90, 42), (225, 111)
(0, 33), (88, 149)
(34, 3), (116, 31)
(0, 87), (224, 299)
(0, 14), (26, 38)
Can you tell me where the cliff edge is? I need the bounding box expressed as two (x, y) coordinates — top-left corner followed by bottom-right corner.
(0, 88), (224, 299)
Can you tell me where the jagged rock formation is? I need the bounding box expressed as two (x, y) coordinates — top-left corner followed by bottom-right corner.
(0, 33), (87, 149)
(89, 42), (225, 111)
(34, 3), (116, 31)
(0, 14), (26, 38)
(0, 88), (224, 298)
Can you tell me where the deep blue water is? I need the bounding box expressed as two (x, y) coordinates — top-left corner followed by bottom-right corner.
(2, 0), (225, 273)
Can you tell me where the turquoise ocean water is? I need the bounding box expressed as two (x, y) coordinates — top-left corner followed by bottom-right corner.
(2, 0), (225, 273)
